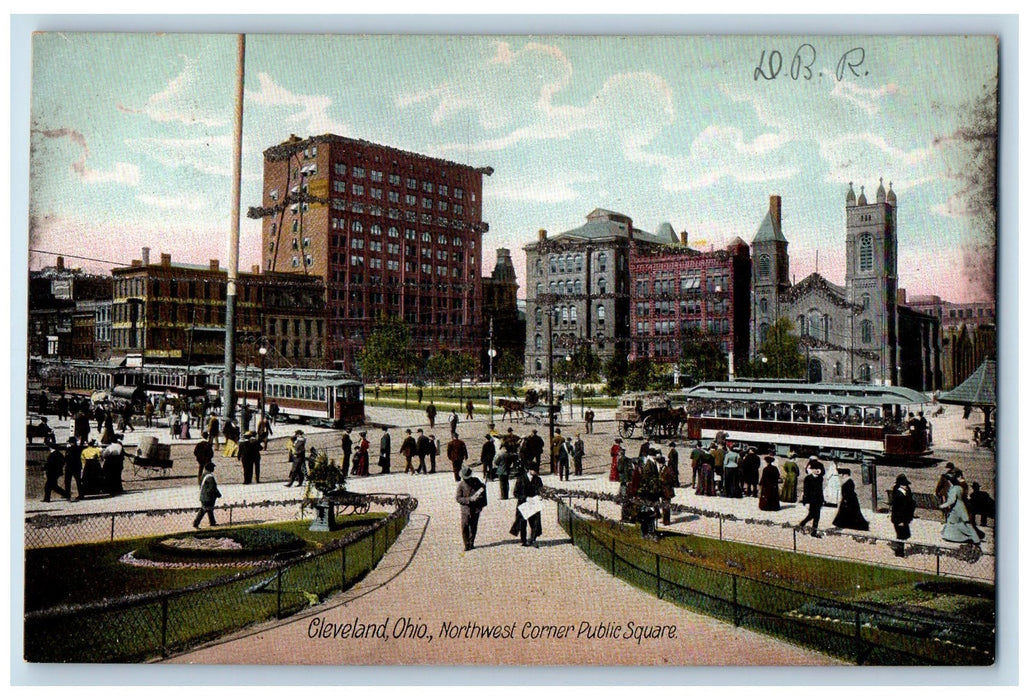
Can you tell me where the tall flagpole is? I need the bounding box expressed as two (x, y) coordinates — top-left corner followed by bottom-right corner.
(222, 33), (246, 420)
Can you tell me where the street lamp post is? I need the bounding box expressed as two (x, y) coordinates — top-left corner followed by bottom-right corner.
(547, 310), (555, 475)
(565, 353), (573, 419)
(258, 344), (268, 417)
(488, 318), (497, 427)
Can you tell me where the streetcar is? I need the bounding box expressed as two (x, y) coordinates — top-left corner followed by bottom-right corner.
(200, 365), (365, 428)
(681, 381), (933, 462)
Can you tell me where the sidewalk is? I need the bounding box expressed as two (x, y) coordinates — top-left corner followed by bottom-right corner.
(167, 468), (839, 666)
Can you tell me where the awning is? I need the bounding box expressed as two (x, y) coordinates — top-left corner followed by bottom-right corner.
(938, 359), (996, 407)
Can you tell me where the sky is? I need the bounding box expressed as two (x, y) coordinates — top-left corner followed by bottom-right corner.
(27, 33), (998, 302)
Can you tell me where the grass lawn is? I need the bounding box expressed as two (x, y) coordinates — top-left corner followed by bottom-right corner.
(573, 516), (994, 665)
(24, 514), (386, 612)
(25, 513), (404, 662)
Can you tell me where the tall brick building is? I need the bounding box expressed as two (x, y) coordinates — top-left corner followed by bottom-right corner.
(628, 230), (751, 372)
(253, 134), (493, 373)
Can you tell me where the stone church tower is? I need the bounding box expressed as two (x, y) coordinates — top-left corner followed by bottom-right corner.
(844, 178), (899, 384)
(750, 195), (790, 355)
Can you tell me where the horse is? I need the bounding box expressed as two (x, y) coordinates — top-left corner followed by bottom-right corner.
(497, 399), (524, 422)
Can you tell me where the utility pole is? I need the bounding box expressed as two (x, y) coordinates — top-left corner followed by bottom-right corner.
(488, 316), (496, 426)
(222, 33), (245, 421)
(547, 308), (555, 475)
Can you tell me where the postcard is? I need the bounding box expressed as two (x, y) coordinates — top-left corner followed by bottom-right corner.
(19, 30), (1000, 671)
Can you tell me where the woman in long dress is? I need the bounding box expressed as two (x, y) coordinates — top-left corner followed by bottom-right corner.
(832, 477), (869, 531)
(821, 459), (842, 506)
(940, 474), (981, 544)
(609, 439), (622, 481)
(778, 452), (800, 502)
(758, 456), (781, 511)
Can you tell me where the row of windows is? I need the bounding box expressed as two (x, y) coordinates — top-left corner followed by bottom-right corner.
(635, 298), (731, 317)
(324, 200), (472, 229)
(532, 304), (606, 328)
(263, 317), (324, 338)
(535, 277), (609, 296)
(636, 318), (731, 335)
(329, 164), (468, 201)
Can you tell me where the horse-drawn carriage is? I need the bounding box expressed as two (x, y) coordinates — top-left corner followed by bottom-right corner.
(615, 392), (685, 439)
(497, 393), (562, 425)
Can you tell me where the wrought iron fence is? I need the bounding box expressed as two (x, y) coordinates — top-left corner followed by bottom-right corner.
(23, 494), (416, 663)
(555, 499), (994, 666)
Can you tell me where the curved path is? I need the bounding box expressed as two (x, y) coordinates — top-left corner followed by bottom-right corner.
(169, 469), (839, 666)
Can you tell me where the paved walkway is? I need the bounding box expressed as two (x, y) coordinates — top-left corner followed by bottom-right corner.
(167, 468), (839, 666)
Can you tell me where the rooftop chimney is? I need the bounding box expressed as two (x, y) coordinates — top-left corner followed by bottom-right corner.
(538, 229), (547, 242)
(131, 259), (142, 267)
(209, 259), (220, 272)
(160, 253), (171, 268)
(251, 265), (260, 274)
(56, 256), (64, 271)
(141, 247), (150, 266)
(769, 195), (782, 233)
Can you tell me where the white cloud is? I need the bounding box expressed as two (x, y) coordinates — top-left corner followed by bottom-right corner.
(118, 58), (227, 128)
(817, 132), (936, 187)
(125, 134), (234, 178)
(486, 173), (598, 204)
(34, 127), (140, 186)
(829, 79), (899, 116)
(248, 73), (350, 136)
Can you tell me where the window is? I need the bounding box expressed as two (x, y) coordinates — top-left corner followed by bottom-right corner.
(597, 305), (606, 324)
(388, 191), (400, 203)
(422, 197), (432, 209)
(352, 183), (364, 196)
(759, 297), (768, 314)
(406, 177), (417, 189)
(861, 293), (871, 311)
(269, 189), (278, 201)
(352, 166), (365, 178)
(535, 308), (543, 327)
(388, 226), (399, 238)
(389, 173), (401, 186)
(861, 320), (873, 344)
(352, 221), (363, 233)
(370, 224), (382, 236)
(370, 187), (383, 200)
(859, 364), (872, 382)
(859, 234), (873, 271)
(454, 188), (464, 199)
(370, 170), (383, 182)
(758, 254), (771, 279)
(598, 252), (607, 272)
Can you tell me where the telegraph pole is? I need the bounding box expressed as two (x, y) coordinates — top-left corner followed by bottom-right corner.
(222, 33), (245, 420)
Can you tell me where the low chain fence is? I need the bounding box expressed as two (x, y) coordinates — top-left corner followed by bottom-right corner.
(551, 496), (994, 666)
(541, 485), (994, 582)
(23, 493), (417, 663)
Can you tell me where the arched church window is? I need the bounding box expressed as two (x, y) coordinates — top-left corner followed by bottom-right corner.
(758, 254), (771, 279)
(859, 364), (871, 382)
(823, 314), (830, 342)
(861, 320), (873, 344)
(535, 307), (542, 327)
(759, 323), (769, 344)
(860, 293), (871, 311)
(797, 315), (806, 336)
(534, 334), (542, 351)
(859, 234), (874, 271)
(759, 297), (768, 314)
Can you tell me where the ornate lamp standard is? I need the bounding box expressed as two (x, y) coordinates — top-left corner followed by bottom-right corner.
(258, 343), (268, 416)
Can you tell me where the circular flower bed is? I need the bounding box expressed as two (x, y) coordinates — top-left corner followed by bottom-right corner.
(150, 527), (305, 560)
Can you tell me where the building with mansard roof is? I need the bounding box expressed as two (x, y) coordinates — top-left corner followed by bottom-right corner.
(750, 182), (941, 391)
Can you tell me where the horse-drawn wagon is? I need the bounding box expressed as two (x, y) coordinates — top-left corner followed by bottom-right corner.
(615, 392), (685, 439)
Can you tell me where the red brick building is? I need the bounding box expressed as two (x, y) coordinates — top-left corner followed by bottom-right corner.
(253, 134), (493, 373)
(628, 230), (751, 374)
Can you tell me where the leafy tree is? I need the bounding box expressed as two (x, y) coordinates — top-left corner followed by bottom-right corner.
(604, 346), (629, 396)
(750, 318), (805, 379)
(625, 356), (655, 392)
(495, 349), (524, 397)
(358, 314), (413, 384)
(679, 330), (729, 384)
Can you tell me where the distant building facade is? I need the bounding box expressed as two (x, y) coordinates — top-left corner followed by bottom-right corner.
(629, 229), (751, 373)
(906, 293), (995, 389)
(750, 184), (940, 391)
(481, 248), (525, 371)
(254, 134), (493, 373)
(523, 209), (670, 378)
(28, 256), (112, 359)
(110, 249), (327, 368)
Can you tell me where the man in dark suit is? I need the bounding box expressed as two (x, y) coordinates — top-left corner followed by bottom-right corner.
(378, 428), (392, 474)
(340, 429), (353, 477)
(416, 429), (432, 474)
(42, 441), (69, 502)
(798, 461), (825, 536)
(447, 432), (468, 482)
(455, 466), (487, 550)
